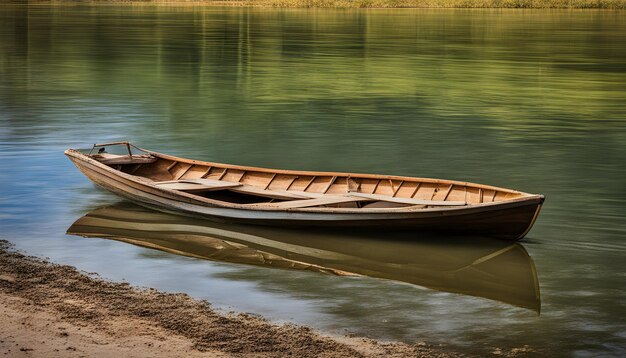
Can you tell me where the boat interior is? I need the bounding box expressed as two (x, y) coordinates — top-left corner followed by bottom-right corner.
(85, 142), (528, 209)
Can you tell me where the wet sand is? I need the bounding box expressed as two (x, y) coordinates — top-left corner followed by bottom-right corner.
(0, 240), (460, 358)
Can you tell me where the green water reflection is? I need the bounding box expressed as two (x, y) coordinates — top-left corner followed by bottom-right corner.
(1, 4), (626, 356)
(67, 203), (541, 312)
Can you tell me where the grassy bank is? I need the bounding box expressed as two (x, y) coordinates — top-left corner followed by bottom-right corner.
(41, 0), (626, 9)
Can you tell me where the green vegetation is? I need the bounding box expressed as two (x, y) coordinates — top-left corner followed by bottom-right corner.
(44, 0), (626, 9)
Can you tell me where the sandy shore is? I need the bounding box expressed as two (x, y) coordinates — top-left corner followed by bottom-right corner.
(0, 240), (463, 358)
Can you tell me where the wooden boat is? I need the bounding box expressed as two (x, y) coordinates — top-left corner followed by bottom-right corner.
(67, 203), (541, 312)
(65, 141), (545, 240)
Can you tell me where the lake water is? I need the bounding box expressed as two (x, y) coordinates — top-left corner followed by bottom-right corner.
(1, 4), (626, 356)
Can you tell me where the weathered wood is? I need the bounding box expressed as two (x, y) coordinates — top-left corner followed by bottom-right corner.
(154, 182), (240, 192)
(65, 143), (545, 241)
(410, 183), (421, 198)
(250, 196), (369, 209)
(392, 180), (404, 197)
(157, 179), (314, 200)
(430, 187), (439, 200)
(200, 166), (212, 178)
(264, 173), (277, 190)
(174, 164), (193, 180)
(348, 192), (466, 206)
(347, 177), (360, 193)
(93, 141), (131, 147)
(303, 176), (317, 191)
(181, 178), (242, 187)
(372, 179), (381, 194)
(231, 185), (311, 200)
(166, 161), (178, 172)
(285, 176), (299, 191)
(323, 176), (337, 194)
(442, 184), (454, 201)
(154, 179), (242, 192)
(92, 154), (157, 165)
(235, 171), (247, 182)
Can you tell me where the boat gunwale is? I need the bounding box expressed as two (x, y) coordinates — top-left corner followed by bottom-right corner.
(65, 148), (545, 215)
(137, 146), (531, 196)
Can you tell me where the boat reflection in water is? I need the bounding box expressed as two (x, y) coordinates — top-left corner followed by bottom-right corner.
(67, 203), (541, 312)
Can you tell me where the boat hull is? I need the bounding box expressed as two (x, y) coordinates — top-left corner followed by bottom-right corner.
(66, 150), (544, 240)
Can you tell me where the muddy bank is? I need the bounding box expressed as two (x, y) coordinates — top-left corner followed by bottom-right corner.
(0, 240), (462, 357)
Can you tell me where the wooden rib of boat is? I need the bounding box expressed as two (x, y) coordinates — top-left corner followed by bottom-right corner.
(65, 141), (545, 240)
(66, 203), (541, 312)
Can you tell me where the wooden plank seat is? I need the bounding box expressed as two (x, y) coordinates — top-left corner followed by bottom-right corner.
(230, 186), (312, 200)
(154, 179), (242, 192)
(93, 153), (157, 165)
(153, 178), (310, 200)
(155, 179), (310, 200)
(246, 196), (371, 209)
(347, 192), (466, 206)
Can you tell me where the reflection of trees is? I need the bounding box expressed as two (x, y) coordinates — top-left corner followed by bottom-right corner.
(1, 6), (625, 133)
(13, 5), (28, 58)
(0, 5), (29, 114)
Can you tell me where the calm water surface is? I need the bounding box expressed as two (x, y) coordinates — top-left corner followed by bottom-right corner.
(1, 5), (626, 356)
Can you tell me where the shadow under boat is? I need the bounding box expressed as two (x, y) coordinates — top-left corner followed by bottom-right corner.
(66, 202), (541, 312)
